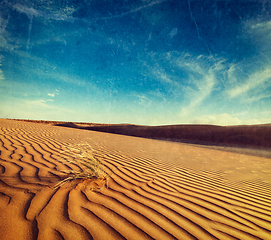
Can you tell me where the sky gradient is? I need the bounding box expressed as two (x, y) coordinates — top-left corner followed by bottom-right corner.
(0, 0), (271, 125)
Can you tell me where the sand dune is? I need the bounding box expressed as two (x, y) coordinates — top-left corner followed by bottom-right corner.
(53, 121), (271, 150)
(0, 119), (271, 240)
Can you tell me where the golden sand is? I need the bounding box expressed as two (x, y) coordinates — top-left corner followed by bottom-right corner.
(0, 119), (271, 239)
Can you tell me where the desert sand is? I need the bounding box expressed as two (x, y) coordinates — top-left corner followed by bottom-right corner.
(0, 118), (271, 240)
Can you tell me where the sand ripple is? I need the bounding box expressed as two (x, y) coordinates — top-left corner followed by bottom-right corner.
(0, 119), (271, 240)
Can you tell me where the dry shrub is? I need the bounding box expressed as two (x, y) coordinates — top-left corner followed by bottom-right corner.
(55, 144), (109, 190)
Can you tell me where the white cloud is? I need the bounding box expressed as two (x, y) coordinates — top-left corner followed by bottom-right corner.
(190, 113), (271, 126)
(134, 94), (151, 105)
(242, 93), (271, 103)
(146, 52), (225, 119)
(0, 69), (5, 81)
(176, 55), (220, 116)
(154, 71), (182, 89)
(12, 3), (75, 22)
(47, 93), (55, 97)
(191, 113), (241, 126)
(0, 96), (74, 120)
(247, 20), (271, 57)
(11, 1), (167, 24)
(169, 28), (178, 38)
(228, 20), (271, 103)
(181, 70), (215, 114)
(228, 67), (271, 98)
(27, 99), (54, 105)
(250, 20), (271, 35)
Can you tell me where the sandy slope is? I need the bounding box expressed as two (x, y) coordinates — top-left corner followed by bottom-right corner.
(0, 119), (271, 240)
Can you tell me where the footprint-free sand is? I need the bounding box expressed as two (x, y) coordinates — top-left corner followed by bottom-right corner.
(0, 119), (271, 239)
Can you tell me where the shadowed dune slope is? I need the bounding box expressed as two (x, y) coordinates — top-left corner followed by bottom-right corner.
(0, 119), (271, 240)
(53, 122), (271, 150)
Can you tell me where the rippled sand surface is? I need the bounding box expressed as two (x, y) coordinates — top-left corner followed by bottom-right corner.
(0, 119), (271, 240)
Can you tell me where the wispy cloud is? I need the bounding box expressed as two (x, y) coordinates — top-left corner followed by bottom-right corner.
(227, 67), (271, 98)
(247, 20), (271, 56)
(0, 96), (74, 120)
(152, 70), (182, 89)
(190, 113), (271, 126)
(12, 3), (75, 22)
(134, 94), (151, 105)
(176, 55), (221, 116)
(11, 0), (167, 24)
(47, 93), (55, 97)
(0, 56), (4, 83)
(5, 48), (91, 86)
(225, 20), (271, 103)
(31, 99), (54, 105)
(146, 52), (222, 117)
(148, 89), (166, 101)
(0, 69), (5, 81)
(250, 20), (271, 34)
(0, 16), (9, 35)
(191, 113), (241, 126)
(242, 93), (271, 103)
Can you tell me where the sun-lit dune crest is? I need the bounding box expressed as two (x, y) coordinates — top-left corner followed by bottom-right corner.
(0, 119), (271, 240)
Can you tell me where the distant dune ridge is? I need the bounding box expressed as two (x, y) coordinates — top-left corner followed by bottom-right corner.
(57, 122), (271, 149)
(0, 118), (271, 239)
(14, 119), (271, 150)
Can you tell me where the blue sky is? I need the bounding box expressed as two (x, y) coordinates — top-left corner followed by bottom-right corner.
(0, 0), (271, 125)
